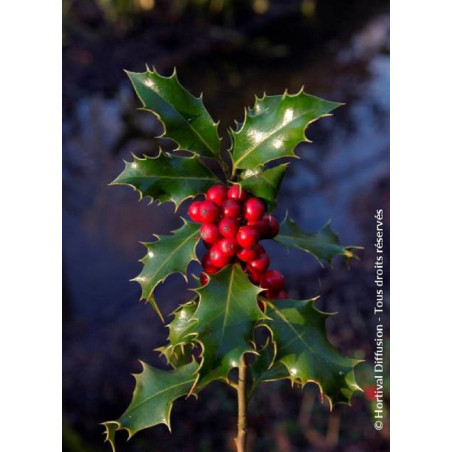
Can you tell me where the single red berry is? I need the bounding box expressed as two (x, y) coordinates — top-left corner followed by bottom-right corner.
(199, 200), (220, 223)
(260, 269), (285, 292)
(236, 225), (260, 249)
(188, 200), (203, 222)
(202, 254), (219, 275)
(219, 217), (239, 238)
(228, 184), (248, 202)
(261, 213), (279, 239)
(200, 272), (209, 286)
(245, 266), (262, 284)
(218, 238), (238, 257)
(206, 184), (228, 206)
(249, 252), (270, 273)
(222, 199), (241, 219)
(209, 245), (231, 268)
(236, 247), (258, 262)
(244, 197), (265, 221)
(237, 243), (264, 262)
(200, 223), (220, 244)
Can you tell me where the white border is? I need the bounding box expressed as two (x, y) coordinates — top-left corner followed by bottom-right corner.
(1, 2), (62, 450)
(391, 1), (451, 448)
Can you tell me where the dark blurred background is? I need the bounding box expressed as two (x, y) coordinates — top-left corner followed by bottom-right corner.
(62, 1), (389, 450)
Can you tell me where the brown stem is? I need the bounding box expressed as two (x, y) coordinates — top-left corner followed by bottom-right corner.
(235, 354), (247, 452)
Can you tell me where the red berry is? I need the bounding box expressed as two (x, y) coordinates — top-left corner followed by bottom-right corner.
(202, 254), (219, 275)
(261, 213), (279, 239)
(236, 247), (258, 263)
(228, 184), (248, 202)
(260, 269), (285, 292)
(200, 223), (220, 244)
(245, 266), (262, 284)
(249, 252), (270, 273)
(209, 245), (231, 268)
(236, 226), (260, 249)
(200, 273), (209, 286)
(188, 200), (203, 222)
(244, 197), (265, 221)
(219, 217), (239, 238)
(222, 199), (241, 219)
(206, 184), (228, 206)
(199, 200), (220, 223)
(218, 238), (238, 257)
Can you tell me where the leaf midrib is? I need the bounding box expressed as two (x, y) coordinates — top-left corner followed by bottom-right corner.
(124, 379), (194, 416)
(217, 265), (235, 352)
(233, 109), (318, 167)
(145, 226), (199, 298)
(268, 302), (347, 372)
(138, 78), (219, 157)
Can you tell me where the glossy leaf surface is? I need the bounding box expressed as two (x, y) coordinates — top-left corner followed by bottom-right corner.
(231, 90), (341, 170)
(239, 164), (287, 211)
(133, 221), (200, 318)
(192, 264), (265, 390)
(127, 68), (221, 158)
(111, 151), (219, 209)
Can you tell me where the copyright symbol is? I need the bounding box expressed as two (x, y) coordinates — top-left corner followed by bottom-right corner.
(374, 421), (383, 430)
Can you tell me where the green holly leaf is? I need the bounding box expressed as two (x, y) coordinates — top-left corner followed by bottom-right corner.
(231, 90), (341, 170)
(275, 215), (361, 265)
(126, 68), (221, 159)
(111, 151), (220, 209)
(249, 339), (287, 389)
(192, 264), (266, 390)
(102, 360), (199, 450)
(133, 220), (200, 320)
(264, 299), (362, 408)
(239, 164), (288, 211)
(157, 301), (198, 367)
(102, 421), (118, 452)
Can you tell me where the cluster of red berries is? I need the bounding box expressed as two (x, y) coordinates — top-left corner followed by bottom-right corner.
(188, 184), (288, 300)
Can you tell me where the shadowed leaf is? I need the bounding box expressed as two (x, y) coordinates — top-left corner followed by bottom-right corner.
(102, 360), (199, 450)
(275, 215), (360, 265)
(262, 299), (362, 408)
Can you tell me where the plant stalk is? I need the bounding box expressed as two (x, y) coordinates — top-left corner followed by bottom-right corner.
(235, 355), (247, 452)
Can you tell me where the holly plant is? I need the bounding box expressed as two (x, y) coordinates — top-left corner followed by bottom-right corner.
(103, 67), (362, 452)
